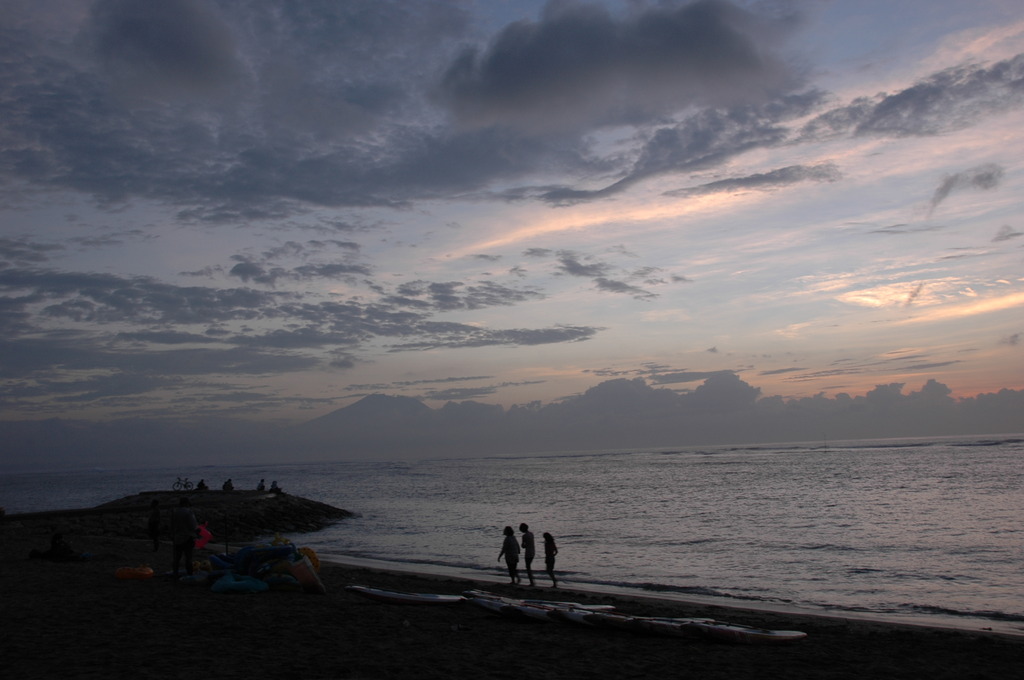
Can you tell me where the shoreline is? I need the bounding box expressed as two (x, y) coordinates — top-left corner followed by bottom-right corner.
(6, 490), (1020, 641)
(319, 552), (1024, 640)
(3, 532), (1022, 679)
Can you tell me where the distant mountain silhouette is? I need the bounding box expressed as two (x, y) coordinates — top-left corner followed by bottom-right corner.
(303, 394), (432, 428)
(294, 394), (436, 453)
(3, 377), (1022, 468)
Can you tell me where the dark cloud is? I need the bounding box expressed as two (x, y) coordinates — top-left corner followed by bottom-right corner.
(647, 370), (734, 384)
(801, 54), (1024, 141)
(539, 53), (1023, 204)
(928, 164), (1004, 216)
(556, 252), (613, 277)
(665, 162), (840, 197)
(1, 2), (1019, 221)
(869, 224), (945, 235)
(388, 324), (600, 350)
(992, 225), (1022, 242)
(759, 367), (807, 376)
(0, 238), (64, 265)
(552, 250), (667, 298)
(542, 91), (825, 203)
(594, 277), (656, 300)
(116, 330), (215, 345)
(437, 0), (802, 134)
(0, 253), (602, 416)
(87, 0), (241, 96)
(421, 385), (501, 401)
(523, 248), (553, 257)
(387, 280), (544, 312)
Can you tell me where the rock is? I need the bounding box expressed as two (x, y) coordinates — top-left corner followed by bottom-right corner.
(2, 491), (353, 542)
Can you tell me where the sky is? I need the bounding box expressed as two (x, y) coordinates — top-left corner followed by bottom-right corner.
(2, 0), (1023, 451)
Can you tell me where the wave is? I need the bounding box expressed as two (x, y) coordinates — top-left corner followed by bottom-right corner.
(899, 604), (1024, 623)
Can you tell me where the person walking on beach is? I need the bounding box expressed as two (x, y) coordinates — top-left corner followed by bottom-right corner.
(170, 497), (198, 578)
(498, 526), (520, 585)
(519, 523), (536, 586)
(543, 532), (558, 587)
(147, 499), (161, 552)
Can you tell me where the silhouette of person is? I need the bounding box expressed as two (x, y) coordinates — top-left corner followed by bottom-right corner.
(543, 532), (559, 587)
(222, 478), (233, 491)
(519, 523), (536, 586)
(171, 497), (198, 578)
(147, 499), (161, 552)
(257, 479), (266, 491)
(270, 480), (281, 493)
(497, 525), (520, 585)
(196, 479), (208, 491)
(30, 533), (86, 561)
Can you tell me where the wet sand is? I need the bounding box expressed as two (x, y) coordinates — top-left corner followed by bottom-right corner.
(2, 532), (1021, 679)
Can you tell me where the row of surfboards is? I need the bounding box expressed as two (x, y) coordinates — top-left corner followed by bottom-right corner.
(343, 585), (807, 644)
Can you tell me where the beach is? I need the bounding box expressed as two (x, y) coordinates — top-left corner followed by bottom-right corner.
(1, 530), (1021, 680)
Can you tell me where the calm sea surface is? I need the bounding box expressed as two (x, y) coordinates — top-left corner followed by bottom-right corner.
(3, 435), (1022, 633)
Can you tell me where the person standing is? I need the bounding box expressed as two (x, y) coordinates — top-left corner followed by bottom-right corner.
(146, 499), (161, 552)
(519, 523), (536, 586)
(497, 526), (520, 585)
(543, 532), (559, 587)
(170, 497), (198, 578)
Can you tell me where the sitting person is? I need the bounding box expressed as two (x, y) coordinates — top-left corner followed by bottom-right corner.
(257, 479), (266, 491)
(222, 478), (234, 491)
(29, 533), (87, 561)
(269, 480), (282, 493)
(196, 479), (209, 491)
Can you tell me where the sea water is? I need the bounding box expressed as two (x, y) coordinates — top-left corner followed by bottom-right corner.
(3, 435), (1022, 633)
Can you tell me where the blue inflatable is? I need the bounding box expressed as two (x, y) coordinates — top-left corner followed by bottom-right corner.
(211, 572), (269, 594)
(233, 545), (297, 576)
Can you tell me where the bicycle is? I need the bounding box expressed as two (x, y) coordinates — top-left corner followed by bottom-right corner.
(172, 477), (194, 491)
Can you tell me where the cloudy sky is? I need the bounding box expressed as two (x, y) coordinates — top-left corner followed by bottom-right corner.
(2, 0), (1023, 428)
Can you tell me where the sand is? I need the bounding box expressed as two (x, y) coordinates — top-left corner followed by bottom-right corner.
(1, 530), (1020, 680)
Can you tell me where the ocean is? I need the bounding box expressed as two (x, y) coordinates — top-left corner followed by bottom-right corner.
(3, 434), (1022, 634)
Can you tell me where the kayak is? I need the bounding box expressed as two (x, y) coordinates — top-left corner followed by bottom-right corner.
(462, 589), (616, 611)
(548, 607), (806, 644)
(465, 596), (559, 621)
(677, 619), (808, 644)
(548, 607), (638, 630)
(345, 584), (465, 605)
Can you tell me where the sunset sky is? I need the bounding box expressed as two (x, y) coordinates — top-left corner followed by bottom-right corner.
(2, 0), (1022, 426)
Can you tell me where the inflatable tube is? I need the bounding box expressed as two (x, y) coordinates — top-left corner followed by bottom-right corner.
(178, 571), (209, 586)
(209, 553), (235, 569)
(115, 566), (154, 580)
(210, 572), (269, 594)
(263, 574), (302, 591)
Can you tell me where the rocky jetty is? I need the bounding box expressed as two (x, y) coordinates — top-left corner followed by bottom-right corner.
(2, 490), (353, 543)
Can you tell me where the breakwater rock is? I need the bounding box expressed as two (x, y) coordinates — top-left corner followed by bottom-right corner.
(2, 490), (353, 543)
